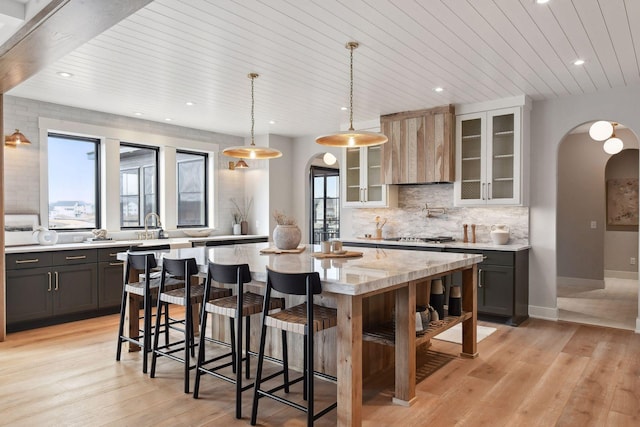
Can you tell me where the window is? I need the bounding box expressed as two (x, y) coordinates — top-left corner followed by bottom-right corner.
(177, 150), (207, 227)
(119, 143), (158, 227)
(47, 134), (100, 230)
(310, 166), (340, 244)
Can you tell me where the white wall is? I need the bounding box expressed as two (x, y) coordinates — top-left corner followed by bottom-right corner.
(529, 85), (640, 326)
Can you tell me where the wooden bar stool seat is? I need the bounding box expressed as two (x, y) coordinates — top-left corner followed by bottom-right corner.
(251, 267), (337, 427)
(116, 252), (181, 374)
(194, 262), (288, 419)
(150, 257), (231, 393)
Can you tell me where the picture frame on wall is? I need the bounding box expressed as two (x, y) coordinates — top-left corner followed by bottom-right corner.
(606, 178), (639, 226)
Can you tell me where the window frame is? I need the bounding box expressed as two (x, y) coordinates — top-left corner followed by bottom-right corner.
(47, 132), (101, 231)
(119, 142), (160, 229)
(176, 149), (209, 228)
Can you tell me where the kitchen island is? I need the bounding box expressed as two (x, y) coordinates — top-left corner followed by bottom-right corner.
(119, 242), (482, 427)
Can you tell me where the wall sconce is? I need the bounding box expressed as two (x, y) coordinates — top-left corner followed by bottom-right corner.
(228, 159), (249, 170)
(5, 129), (31, 147)
(589, 121), (623, 155)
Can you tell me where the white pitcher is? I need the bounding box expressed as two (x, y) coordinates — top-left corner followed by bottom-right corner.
(490, 224), (509, 245)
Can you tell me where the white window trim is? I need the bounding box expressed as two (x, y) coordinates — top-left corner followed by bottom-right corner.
(38, 117), (219, 233)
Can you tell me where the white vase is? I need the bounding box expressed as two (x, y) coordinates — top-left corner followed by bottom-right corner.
(233, 223), (241, 235)
(273, 224), (301, 250)
(36, 229), (58, 245)
(490, 224), (510, 245)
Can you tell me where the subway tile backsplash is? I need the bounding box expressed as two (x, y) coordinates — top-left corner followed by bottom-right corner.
(350, 184), (529, 244)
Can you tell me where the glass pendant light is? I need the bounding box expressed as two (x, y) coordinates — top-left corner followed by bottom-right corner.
(588, 121), (613, 141)
(223, 73), (282, 162)
(603, 123), (623, 154)
(316, 42), (388, 147)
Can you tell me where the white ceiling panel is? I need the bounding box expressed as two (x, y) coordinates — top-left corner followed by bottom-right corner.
(5, 0), (640, 138)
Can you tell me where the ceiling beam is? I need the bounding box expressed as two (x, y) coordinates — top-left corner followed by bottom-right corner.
(0, 0), (153, 93)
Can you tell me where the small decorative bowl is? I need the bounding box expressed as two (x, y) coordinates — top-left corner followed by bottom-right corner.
(183, 229), (213, 237)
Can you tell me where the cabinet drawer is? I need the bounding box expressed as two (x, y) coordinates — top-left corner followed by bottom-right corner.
(98, 247), (127, 262)
(52, 250), (97, 266)
(446, 248), (514, 267)
(6, 252), (53, 270)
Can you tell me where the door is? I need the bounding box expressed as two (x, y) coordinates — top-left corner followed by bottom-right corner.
(310, 166), (340, 244)
(6, 267), (53, 324)
(53, 264), (99, 315)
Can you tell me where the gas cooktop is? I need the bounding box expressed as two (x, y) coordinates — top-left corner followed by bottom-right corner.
(384, 236), (455, 243)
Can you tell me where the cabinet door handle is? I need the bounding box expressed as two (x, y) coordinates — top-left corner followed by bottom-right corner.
(15, 258), (39, 264)
(482, 255), (488, 260)
(478, 268), (483, 288)
(109, 262), (125, 266)
(363, 187), (368, 202)
(109, 253), (118, 257)
(54, 271), (59, 291)
(47, 272), (52, 292)
(65, 255), (87, 260)
(487, 182), (492, 200)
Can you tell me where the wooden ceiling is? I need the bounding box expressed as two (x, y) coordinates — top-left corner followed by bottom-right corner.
(4, 0), (640, 138)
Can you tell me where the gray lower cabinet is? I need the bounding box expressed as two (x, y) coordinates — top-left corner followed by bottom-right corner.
(97, 248), (125, 309)
(6, 249), (102, 331)
(445, 248), (529, 326)
(344, 241), (529, 326)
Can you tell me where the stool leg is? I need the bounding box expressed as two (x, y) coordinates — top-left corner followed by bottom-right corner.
(164, 303), (170, 344)
(230, 318), (237, 373)
(245, 317), (251, 379)
(193, 308), (209, 399)
(307, 332), (314, 426)
(150, 298), (164, 378)
(303, 340), (308, 401)
(142, 291), (152, 374)
(115, 288), (127, 361)
(184, 302), (192, 393)
(282, 330), (289, 393)
(250, 322), (268, 426)
(236, 312), (243, 419)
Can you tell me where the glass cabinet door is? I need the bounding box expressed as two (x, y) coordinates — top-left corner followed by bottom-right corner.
(489, 113), (515, 201)
(459, 114), (485, 203)
(366, 145), (383, 203)
(345, 147), (361, 203)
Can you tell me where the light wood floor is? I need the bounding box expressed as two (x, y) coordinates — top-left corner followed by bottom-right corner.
(1, 314), (639, 427)
(558, 277), (638, 330)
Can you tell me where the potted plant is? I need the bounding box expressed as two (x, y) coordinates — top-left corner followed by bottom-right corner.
(231, 197), (252, 235)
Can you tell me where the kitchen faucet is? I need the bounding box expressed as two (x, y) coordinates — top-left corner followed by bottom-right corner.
(143, 212), (162, 239)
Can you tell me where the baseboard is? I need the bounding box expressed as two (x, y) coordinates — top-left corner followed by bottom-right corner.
(604, 270), (638, 280)
(528, 305), (558, 321)
(557, 276), (605, 289)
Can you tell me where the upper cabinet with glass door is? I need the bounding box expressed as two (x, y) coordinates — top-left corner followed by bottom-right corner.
(343, 145), (397, 208)
(455, 101), (528, 206)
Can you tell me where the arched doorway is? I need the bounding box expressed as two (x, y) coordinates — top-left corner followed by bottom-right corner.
(556, 121), (639, 330)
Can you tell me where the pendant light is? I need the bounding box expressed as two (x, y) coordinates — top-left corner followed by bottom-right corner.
(223, 73), (282, 162)
(316, 42), (388, 147)
(5, 129), (32, 147)
(603, 122), (623, 155)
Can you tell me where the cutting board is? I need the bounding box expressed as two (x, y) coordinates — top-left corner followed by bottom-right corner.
(311, 251), (363, 259)
(259, 246), (306, 254)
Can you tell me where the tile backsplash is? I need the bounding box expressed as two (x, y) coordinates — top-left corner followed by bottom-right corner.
(350, 184), (529, 244)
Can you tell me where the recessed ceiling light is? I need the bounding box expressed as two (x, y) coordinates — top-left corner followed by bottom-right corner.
(56, 71), (73, 78)
(340, 107), (348, 111)
(536, 0), (550, 4)
(573, 59), (585, 66)
(133, 112), (143, 116)
(434, 87), (444, 93)
(269, 120), (276, 125)
(165, 118), (172, 121)
(185, 101), (194, 106)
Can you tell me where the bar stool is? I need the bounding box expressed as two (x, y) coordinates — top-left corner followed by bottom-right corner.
(250, 267), (338, 427)
(150, 257), (231, 393)
(193, 262), (288, 419)
(115, 252), (182, 373)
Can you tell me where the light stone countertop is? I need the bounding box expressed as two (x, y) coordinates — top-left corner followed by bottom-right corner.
(4, 235), (268, 254)
(116, 242), (483, 296)
(341, 237), (530, 252)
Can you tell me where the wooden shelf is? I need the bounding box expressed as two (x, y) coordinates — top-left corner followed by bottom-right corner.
(462, 134), (481, 140)
(363, 311), (473, 347)
(462, 156), (481, 161)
